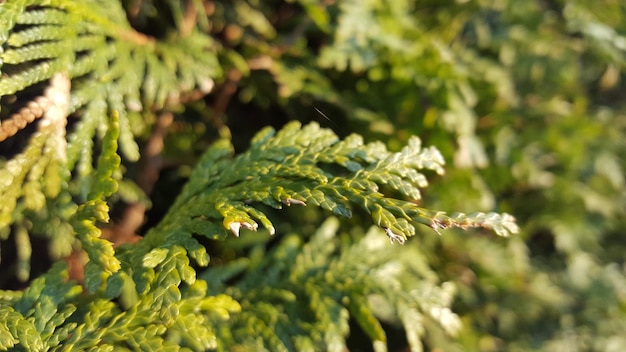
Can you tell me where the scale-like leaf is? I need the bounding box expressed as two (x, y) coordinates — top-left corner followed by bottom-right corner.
(151, 121), (517, 245)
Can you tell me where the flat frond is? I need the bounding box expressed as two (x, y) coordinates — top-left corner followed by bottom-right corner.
(152, 121), (518, 245)
(0, 0), (221, 267)
(205, 217), (464, 350)
(70, 112), (122, 292)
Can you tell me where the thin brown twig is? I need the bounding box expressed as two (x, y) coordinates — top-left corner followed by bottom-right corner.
(210, 69), (242, 130)
(180, 0), (199, 37)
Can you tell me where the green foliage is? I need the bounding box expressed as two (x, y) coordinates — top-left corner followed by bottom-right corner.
(204, 0), (626, 349)
(2, 0), (624, 351)
(71, 111), (121, 292)
(0, 112), (512, 350)
(1, 260), (241, 351)
(0, 1), (517, 349)
(203, 217), (462, 351)
(265, 0), (625, 350)
(0, 0), (219, 277)
(155, 120), (516, 244)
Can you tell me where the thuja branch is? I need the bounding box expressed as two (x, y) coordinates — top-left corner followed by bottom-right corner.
(148, 121), (518, 246)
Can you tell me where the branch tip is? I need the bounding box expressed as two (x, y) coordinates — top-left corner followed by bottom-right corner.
(384, 227), (406, 245)
(282, 198), (306, 206)
(228, 222), (241, 237)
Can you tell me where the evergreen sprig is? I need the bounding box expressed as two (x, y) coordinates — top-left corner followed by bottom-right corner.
(0, 73), (70, 227)
(71, 111), (121, 293)
(153, 120), (518, 246)
(0, 0), (220, 265)
(0, 0), (219, 198)
(0, 111), (240, 351)
(0, 260), (241, 351)
(203, 217), (462, 351)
